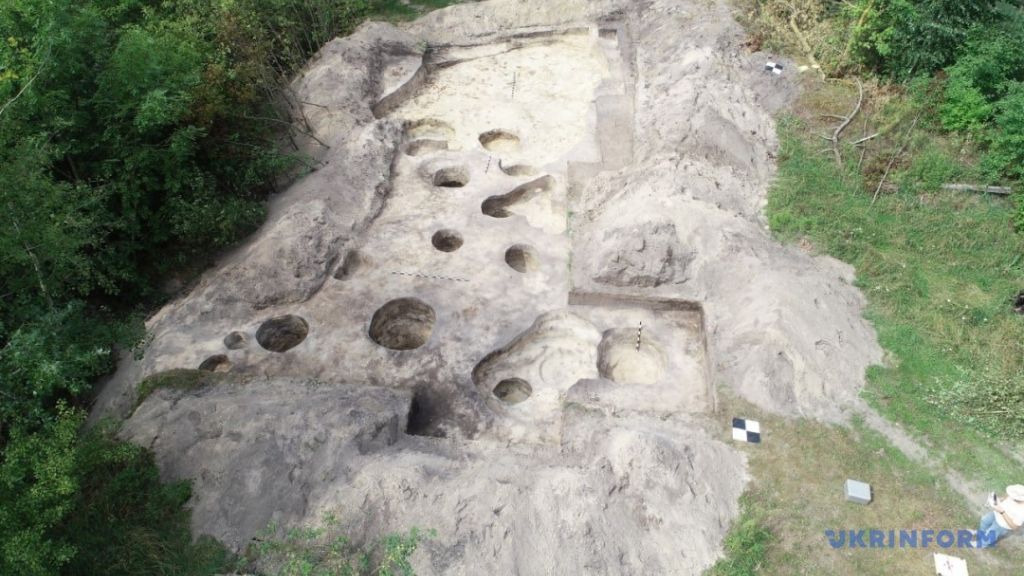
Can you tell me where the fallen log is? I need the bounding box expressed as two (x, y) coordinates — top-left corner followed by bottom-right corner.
(940, 183), (1013, 196)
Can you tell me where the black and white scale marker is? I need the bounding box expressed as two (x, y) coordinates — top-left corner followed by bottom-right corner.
(731, 418), (761, 443)
(765, 61), (784, 75)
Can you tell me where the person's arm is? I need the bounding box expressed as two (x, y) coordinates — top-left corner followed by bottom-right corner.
(995, 503), (1022, 530)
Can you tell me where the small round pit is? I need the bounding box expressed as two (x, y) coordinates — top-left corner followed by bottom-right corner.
(493, 378), (532, 405)
(479, 130), (521, 153)
(505, 244), (539, 273)
(433, 166), (469, 188)
(223, 331), (247, 350)
(432, 229), (464, 253)
(199, 354), (231, 373)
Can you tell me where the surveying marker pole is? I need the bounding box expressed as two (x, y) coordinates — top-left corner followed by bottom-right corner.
(636, 321), (643, 351)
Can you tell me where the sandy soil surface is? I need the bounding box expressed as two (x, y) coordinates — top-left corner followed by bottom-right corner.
(93, 1), (883, 573)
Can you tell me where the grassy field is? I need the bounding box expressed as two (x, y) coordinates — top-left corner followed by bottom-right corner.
(707, 396), (1019, 575)
(766, 80), (1024, 489)
(706, 54), (1024, 573)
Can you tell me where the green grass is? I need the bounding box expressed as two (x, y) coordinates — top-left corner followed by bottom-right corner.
(238, 515), (433, 576)
(706, 396), (1019, 575)
(767, 112), (1024, 489)
(135, 369), (226, 409)
(706, 494), (774, 576)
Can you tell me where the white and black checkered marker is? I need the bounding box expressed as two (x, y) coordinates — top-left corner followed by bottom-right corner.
(732, 418), (761, 443)
(765, 61), (784, 75)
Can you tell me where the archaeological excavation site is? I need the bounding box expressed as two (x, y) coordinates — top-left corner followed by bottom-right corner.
(92, 0), (885, 573)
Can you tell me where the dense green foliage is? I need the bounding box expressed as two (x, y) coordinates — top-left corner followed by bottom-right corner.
(0, 0), (452, 573)
(848, 0), (1000, 78)
(747, 1), (1024, 215)
(851, 1), (1024, 217)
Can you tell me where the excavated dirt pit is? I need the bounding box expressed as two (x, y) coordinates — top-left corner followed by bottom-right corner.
(368, 298), (436, 350)
(504, 244), (538, 273)
(406, 118), (455, 141)
(198, 354), (231, 373)
(478, 129), (521, 153)
(432, 166), (470, 188)
(499, 162), (538, 177)
(334, 250), (366, 281)
(493, 377), (532, 404)
(255, 315), (309, 352)
(431, 229), (464, 252)
(98, 10), (885, 573)
(406, 139), (448, 156)
(222, 331), (247, 350)
(598, 330), (666, 386)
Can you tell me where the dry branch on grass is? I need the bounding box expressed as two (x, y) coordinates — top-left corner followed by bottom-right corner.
(872, 112), (921, 206)
(822, 79), (864, 168)
(940, 184), (1013, 196)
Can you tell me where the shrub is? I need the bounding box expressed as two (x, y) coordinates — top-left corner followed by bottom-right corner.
(940, 16), (1024, 131)
(851, 0), (999, 78)
(983, 81), (1024, 181)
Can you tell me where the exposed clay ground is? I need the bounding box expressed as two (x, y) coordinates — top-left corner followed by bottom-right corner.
(92, 1), (886, 573)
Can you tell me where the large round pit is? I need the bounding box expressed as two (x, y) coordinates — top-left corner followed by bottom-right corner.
(597, 329), (666, 385)
(369, 298), (436, 351)
(255, 315), (309, 353)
